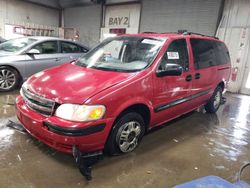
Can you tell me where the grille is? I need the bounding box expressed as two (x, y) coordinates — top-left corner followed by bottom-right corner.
(21, 86), (55, 116)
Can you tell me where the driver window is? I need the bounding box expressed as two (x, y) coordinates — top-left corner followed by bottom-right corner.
(31, 41), (58, 54)
(159, 39), (189, 71)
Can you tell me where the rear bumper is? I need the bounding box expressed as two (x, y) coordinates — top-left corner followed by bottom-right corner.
(15, 95), (114, 153)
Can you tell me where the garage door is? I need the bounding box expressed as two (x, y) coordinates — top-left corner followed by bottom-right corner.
(140, 0), (223, 36)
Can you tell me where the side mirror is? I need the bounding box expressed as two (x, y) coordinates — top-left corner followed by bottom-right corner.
(26, 49), (40, 55)
(156, 64), (183, 77)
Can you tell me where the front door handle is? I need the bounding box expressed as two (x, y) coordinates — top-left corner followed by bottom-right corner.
(55, 58), (60, 62)
(185, 75), (192, 82)
(195, 73), (201, 79)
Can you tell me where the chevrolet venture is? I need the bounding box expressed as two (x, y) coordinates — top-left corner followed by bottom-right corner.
(16, 32), (231, 157)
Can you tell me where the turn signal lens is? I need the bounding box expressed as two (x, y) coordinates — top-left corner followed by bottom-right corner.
(88, 107), (105, 120)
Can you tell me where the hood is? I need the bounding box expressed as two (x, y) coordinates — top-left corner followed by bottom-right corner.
(27, 63), (136, 104)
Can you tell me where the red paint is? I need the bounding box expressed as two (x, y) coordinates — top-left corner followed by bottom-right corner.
(27, 63), (136, 104)
(15, 33), (231, 153)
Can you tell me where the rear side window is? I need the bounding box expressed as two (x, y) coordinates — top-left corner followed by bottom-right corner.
(159, 39), (189, 71)
(213, 42), (230, 65)
(190, 39), (230, 69)
(61, 42), (81, 53)
(190, 39), (215, 69)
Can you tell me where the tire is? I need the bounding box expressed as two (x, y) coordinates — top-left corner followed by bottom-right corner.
(205, 86), (222, 113)
(0, 66), (20, 92)
(106, 112), (145, 155)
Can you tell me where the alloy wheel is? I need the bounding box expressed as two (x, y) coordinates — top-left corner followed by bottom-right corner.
(117, 121), (141, 153)
(0, 69), (16, 90)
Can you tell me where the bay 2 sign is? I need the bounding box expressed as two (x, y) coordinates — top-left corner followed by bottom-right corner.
(109, 16), (129, 27)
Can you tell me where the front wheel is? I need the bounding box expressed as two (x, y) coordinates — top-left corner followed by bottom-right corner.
(106, 112), (145, 155)
(205, 86), (222, 113)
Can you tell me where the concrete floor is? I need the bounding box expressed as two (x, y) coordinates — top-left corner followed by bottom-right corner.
(0, 91), (249, 188)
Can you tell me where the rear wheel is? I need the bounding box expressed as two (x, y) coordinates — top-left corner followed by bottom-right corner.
(106, 112), (145, 155)
(205, 86), (222, 113)
(0, 66), (20, 91)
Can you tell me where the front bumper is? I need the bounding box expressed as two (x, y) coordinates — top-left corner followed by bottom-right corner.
(15, 95), (114, 153)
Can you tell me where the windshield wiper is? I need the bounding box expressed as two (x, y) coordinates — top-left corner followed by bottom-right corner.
(74, 60), (87, 67)
(91, 66), (139, 73)
(91, 66), (122, 72)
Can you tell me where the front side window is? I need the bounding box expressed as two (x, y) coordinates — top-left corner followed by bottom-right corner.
(61, 42), (81, 53)
(159, 39), (189, 71)
(75, 36), (165, 72)
(0, 38), (37, 53)
(31, 41), (58, 54)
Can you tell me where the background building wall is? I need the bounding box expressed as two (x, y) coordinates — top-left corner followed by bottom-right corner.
(0, 0), (59, 37)
(217, 0), (250, 94)
(63, 0), (225, 47)
(64, 5), (102, 47)
(140, 0), (223, 36)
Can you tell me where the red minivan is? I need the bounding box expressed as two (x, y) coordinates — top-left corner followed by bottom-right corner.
(16, 32), (231, 158)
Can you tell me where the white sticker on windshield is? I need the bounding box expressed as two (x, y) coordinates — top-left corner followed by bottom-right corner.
(142, 39), (162, 45)
(167, 52), (179, 59)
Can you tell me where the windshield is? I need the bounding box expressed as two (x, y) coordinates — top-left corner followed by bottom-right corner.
(75, 36), (165, 72)
(0, 38), (37, 53)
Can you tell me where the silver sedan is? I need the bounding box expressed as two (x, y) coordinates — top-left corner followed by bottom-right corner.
(0, 37), (89, 91)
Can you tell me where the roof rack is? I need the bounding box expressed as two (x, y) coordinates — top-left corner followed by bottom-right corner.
(178, 30), (219, 39)
(142, 32), (158, 34)
(142, 30), (219, 39)
(161, 32), (179, 34)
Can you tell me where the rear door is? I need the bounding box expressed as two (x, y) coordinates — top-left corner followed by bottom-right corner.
(153, 38), (193, 126)
(59, 41), (88, 63)
(189, 38), (218, 107)
(25, 40), (61, 77)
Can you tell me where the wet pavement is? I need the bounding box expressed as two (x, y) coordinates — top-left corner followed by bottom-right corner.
(0, 91), (249, 188)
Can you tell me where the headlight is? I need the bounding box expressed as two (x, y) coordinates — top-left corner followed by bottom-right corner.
(20, 81), (27, 96)
(55, 104), (106, 122)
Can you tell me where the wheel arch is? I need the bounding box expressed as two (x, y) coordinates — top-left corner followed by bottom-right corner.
(218, 81), (225, 91)
(104, 103), (151, 154)
(113, 103), (151, 131)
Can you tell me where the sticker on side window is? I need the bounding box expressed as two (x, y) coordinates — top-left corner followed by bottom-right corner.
(167, 52), (179, 59)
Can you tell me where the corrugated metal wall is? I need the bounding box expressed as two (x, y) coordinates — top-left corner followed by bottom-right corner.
(140, 0), (223, 36)
(64, 5), (102, 47)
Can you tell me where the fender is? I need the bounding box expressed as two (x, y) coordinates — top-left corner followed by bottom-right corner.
(112, 96), (154, 122)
